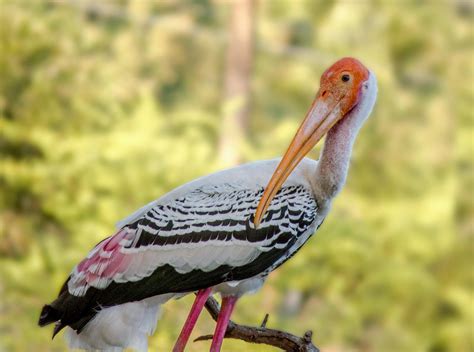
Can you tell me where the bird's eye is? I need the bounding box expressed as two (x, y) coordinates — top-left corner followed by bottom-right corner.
(341, 74), (351, 83)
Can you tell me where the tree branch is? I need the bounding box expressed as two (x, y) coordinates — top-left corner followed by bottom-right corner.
(195, 296), (320, 352)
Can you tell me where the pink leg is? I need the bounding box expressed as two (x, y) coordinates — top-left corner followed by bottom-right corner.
(173, 287), (213, 352)
(209, 296), (238, 352)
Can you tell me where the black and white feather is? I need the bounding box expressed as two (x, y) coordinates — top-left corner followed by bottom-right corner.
(42, 182), (318, 331)
(38, 158), (325, 351)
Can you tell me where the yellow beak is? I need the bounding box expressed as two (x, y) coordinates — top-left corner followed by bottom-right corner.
(253, 92), (347, 227)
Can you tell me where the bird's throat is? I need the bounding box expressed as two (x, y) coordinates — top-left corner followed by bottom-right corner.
(312, 113), (360, 200)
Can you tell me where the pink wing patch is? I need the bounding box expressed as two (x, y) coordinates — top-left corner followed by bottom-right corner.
(68, 228), (135, 296)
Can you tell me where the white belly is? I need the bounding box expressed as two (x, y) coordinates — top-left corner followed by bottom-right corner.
(213, 276), (266, 297)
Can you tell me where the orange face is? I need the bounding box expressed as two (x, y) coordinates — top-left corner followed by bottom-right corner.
(253, 58), (371, 227)
(317, 57), (370, 117)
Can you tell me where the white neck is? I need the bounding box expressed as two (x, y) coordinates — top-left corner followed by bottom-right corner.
(312, 113), (360, 200)
(312, 71), (377, 201)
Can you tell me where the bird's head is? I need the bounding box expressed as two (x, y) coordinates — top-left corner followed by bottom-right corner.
(254, 57), (377, 227)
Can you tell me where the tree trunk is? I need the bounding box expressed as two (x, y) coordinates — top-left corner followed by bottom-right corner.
(218, 0), (255, 166)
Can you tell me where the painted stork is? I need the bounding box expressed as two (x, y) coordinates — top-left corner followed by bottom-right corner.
(38, 57), (377, 351)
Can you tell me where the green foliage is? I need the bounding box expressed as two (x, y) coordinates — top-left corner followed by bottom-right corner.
(0, 1), (471, 351)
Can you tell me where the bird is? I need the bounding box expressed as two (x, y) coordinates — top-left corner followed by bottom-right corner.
(38, 57), (377, 352)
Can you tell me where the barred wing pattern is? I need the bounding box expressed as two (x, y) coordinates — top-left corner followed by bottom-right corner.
(50, 184), (317, 332)
(69, 184), (317, 296)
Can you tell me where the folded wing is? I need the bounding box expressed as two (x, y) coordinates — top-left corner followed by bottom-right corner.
(43, 184), (318, 333)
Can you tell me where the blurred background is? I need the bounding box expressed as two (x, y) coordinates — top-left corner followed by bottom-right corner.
(0, 0), (472, 351)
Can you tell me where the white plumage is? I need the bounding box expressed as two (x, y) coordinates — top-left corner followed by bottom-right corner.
(65, 295), (171, 352)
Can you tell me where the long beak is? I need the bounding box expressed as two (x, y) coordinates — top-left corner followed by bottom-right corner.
(253, 92), (346, 228)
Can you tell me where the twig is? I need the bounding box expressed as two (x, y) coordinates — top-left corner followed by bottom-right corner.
(260, 313), (269, 328)
(195, 296), (320, 352)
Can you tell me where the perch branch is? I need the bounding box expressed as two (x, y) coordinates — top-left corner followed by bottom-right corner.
(194, 295), (319, 352)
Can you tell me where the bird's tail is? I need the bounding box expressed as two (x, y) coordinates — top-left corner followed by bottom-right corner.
(38, 304), (69, 338)
(38, 304), (61, 327)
